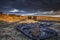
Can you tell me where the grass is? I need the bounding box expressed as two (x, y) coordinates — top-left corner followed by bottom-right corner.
(0, 21), (60, 40)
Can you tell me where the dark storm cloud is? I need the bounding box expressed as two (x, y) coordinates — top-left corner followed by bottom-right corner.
(0, 0), (60, 12)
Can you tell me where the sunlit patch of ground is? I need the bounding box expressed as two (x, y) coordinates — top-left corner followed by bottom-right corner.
(0, 21), (60, 40)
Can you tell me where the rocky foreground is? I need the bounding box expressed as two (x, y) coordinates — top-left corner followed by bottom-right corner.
(0, 21), (60, 40)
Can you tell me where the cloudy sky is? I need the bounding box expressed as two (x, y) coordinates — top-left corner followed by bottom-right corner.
(0, 0), (60, 15)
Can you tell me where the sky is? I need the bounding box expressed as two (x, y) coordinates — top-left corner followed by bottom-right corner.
(0, 0), (60, 15)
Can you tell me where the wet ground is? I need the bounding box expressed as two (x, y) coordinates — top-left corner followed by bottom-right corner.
(0, 21), (60, 40)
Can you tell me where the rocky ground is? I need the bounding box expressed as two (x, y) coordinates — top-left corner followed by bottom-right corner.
(0, 21), (60, 40)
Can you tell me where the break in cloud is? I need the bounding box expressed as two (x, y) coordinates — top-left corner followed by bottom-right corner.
(0, 0), (60, 15)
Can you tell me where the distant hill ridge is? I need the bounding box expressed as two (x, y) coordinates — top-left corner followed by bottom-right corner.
(0, 12), (60, 22)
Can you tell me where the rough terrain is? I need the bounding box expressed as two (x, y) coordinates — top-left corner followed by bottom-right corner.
(0, 21), (60, 40)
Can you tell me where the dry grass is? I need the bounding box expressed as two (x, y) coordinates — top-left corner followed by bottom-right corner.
(0, 21), (60, 40)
